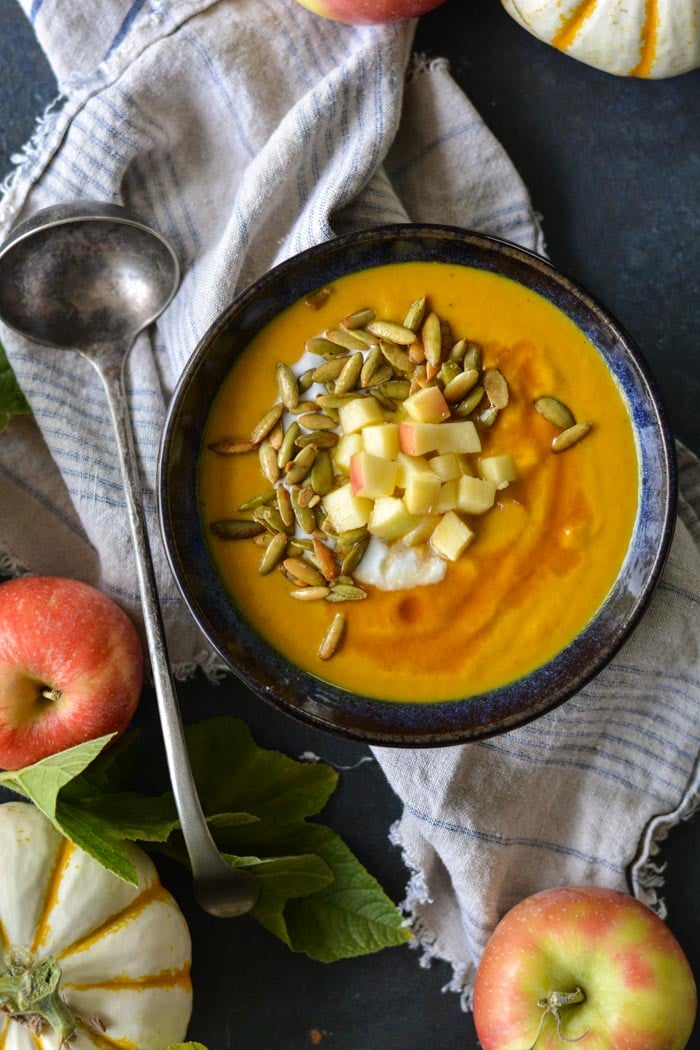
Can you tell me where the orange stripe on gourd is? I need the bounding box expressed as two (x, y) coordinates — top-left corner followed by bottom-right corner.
(56, 883), (172, 962)
(629, 0), (660, 76)
(552, 0), (600, 51)
(30, 838), (75, 954)
(75, 1017), (139, 1050)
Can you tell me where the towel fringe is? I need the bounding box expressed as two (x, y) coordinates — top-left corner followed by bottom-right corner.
(0, 93), (66, 230)
(388, 818), (475, 1011)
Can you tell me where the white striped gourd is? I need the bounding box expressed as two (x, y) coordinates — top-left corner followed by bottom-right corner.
(0, 802), (192, 1049)
(501, 0), (700, 78)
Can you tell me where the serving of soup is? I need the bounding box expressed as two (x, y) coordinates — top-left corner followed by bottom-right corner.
(199, 261), (639, 703)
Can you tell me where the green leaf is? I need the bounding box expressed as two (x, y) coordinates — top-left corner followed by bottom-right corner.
(0, 341), (31, 419)
(167, 1044), (208, 1050)
(282, 825), (410, 962)
(185, 717), (338, 824)
(238, 852), (335, 945)
(0, 735), (114, 818)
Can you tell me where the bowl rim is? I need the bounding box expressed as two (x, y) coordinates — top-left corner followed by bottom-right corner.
(158, 222), (678, 747)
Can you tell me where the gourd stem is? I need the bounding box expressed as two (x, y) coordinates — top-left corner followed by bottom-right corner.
(0, 957), (76, 1041)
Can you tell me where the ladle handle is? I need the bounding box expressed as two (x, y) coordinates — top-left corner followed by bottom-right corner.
(91, 347), (243, 892)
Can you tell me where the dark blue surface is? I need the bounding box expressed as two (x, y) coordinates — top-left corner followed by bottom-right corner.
(2, 2), (700, 1048)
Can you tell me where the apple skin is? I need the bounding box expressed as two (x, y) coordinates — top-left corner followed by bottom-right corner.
(0, 576), (143, 770)
(473, 885), (697, 1050)
(291, 0), (447, 26)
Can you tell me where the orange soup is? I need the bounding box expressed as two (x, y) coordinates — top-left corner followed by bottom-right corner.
(199, 261), (639, 702)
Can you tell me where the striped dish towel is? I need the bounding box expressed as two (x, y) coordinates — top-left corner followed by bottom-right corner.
(1, 0), (698, 1005)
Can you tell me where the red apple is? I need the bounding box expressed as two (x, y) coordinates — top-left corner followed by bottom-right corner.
(291, 0), (447, 25)
(0, 576), (143, 769)
(473, 885), (697, 1050)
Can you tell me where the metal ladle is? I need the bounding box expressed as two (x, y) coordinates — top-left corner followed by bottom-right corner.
(0, 201), (258, 918)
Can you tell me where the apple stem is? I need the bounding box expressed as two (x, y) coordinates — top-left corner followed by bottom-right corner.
(522, 987), (589, 1050)
(41, 687), (62, 703)
(0, 951), (76, 1043)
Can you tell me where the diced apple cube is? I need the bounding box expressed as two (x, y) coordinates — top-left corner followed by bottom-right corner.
(395, 451), (433, 488)
(323, 483), (373, 533)
(404, 472), (441, 515)
(338, 397), (385, 434)
(334, 433), (363, 473)
(362, 422), (400, 460)
(430, 511), (475, 561)
(436, 478), (459, 513)
(402, 517), (439, 547)
(457, 475), (497, 515)
(399, 420), (481, 456)
(368, 497), (422, 541)
(403, 385), (450, 423)
(480, 454), (518, 488)
(349, 451), (398, 499)
(429, 453), (462, 481)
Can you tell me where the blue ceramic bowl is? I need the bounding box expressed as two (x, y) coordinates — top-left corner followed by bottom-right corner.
(158, 224), (676, 747)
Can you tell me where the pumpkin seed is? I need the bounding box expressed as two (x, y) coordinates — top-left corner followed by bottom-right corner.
(276, 362), (299, 410)
(311, 449), (334, 495)
(334, 352), (364, 394)
(250, 402), (285, 445)
(448, 338), (467, 363)
(311, 357), (349, 383)
(238, 489), (277, 512)
(277, 421), (301, 469)
(259, 440), (280, 485)
(258, 532), (288, 575)
(297, 484), (318, 509)
(283, 557), (327, 588)
(285, 444), (317, 484)
(324, 328), (369, 351)
(380, 339), (412, 374)
(367, 363), (393, 387)
(347, 328), (379, 348)
(408, 341), (426, 365)
(254, 505), (291, 534)
(366, 320), (418, 345)
(444, 368), (480, 403)
(208, 438), (256, 455)
(210, 519), (265, 540)
(463, 342), (483, 372)
(326, 583), (367, 602)
(336, 526), (369, 547)
(268, 422), (284, 450)
(291, 487), (317, 533)
(305, 335), (342, 357)
(318, 613), (346, 660)
(298, 368), (316, 393)
(552, 421), (592, 452)
(379, 379), (411, 400)
(295, 431), (339, 449)
(340, 538), (369, 575)
(534, 396), (576, 430)
(478, 405), (498, 428)
(288, 538), (315, 555)
(483, 368), (509, 409)
(360, 345), (382, 388)
(439, 360), (462, 386)
(289, 586), (331, 601)
(312, 537), (339, 580)
(315, 392), (359, 410)
(422, 312), (442, 368)
(453, 384), (484, 417)
(298, 412), (338, 431)
(305, 286), (333, 310)
(343, 308), (375, 330)
(289, 400), (319, 415)
(403, 296), (426, 331)
(276, 485), (295, 529)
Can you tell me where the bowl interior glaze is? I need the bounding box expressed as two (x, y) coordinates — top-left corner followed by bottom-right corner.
(158, 225), (676, 747)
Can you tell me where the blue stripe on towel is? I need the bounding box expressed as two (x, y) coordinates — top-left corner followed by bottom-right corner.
(105, 0), (149, 60)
